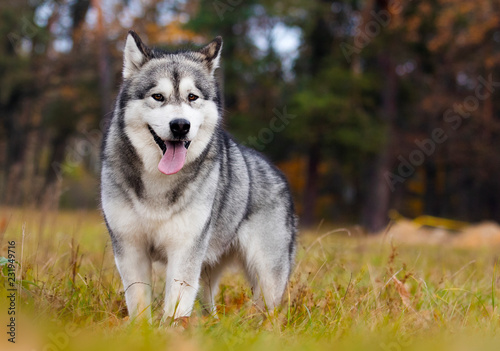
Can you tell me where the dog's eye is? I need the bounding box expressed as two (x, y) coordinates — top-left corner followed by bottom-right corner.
(188, 94), (198, 102)
(152, 94), (164, 102)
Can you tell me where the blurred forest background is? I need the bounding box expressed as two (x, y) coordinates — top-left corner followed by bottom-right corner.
(1, 0), (499, 232)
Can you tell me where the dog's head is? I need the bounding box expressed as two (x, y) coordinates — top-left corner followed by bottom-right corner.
(120, 31), (222, 175)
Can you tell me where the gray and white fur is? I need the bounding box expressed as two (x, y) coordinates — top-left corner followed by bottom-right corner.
(101, 31), (297, 322)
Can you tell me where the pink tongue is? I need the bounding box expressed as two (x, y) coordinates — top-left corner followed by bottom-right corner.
(158, 141), (187, 175)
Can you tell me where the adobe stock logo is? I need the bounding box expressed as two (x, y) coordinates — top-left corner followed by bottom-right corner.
(385, 75), (500, 191)
(242, 107), (296, 151)
(213, 0), (243, 20)
(340, 0), (410, 63)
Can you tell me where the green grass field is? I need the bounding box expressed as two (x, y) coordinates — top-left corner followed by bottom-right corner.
(1, 207), (500, 351)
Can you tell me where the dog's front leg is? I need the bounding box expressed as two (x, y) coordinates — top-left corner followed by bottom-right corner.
(115, 244), (153, 323)
(162, 245), (204, 321)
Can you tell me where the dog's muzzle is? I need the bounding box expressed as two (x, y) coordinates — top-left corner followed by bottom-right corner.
(147, 125), (191, 175)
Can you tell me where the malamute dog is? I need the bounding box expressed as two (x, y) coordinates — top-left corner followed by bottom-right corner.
(101, 31), (297, 323)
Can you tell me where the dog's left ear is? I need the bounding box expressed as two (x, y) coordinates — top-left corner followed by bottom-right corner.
(199, 36), (222, 75)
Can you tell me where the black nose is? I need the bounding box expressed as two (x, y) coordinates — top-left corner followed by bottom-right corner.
(170, 118), (190, 137)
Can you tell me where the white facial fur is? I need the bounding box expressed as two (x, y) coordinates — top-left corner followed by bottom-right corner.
(124, 74), (219, 174)
(146, 77), (203, 141)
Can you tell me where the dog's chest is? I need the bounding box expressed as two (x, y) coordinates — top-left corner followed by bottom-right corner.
(111, 196), (209, 257)
(131, 174), (216, 245)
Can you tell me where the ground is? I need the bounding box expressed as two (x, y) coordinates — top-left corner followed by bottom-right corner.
(0, 207), (499, 351)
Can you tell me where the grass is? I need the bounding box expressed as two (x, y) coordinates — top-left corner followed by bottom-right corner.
(1, 207), (500, 350)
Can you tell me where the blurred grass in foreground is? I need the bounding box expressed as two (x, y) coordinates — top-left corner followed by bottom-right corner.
(1, 207), (500, 351)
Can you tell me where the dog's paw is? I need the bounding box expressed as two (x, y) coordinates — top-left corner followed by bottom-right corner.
(162, 315), (193, 329)
(173, 316), (190, 329)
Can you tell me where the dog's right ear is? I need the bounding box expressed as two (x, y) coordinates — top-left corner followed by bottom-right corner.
(123, 30), (152, 79)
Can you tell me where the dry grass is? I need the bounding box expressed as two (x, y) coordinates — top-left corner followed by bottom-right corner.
(1, 207), (500, 351)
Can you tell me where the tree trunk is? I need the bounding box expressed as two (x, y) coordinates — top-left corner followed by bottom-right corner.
(424, 160), (439, 216)
(3, 103), (25, 206)
(362, 147), (392, 233)
(302, 143), (320, 227)
(39, 132), (68, 210)
(361, 54), (397, 233)
(92, 0), (113, 122)
(36, 0), (93, 209)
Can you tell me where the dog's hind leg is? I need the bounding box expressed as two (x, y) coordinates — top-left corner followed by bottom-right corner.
(200, 262), (224, 317)
(244, 256), (290, 313)
(238, 214), (294, 313)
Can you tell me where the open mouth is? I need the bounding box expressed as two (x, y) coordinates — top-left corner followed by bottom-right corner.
(148, 125), (191, 153)
(148, 125), (191, 175)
